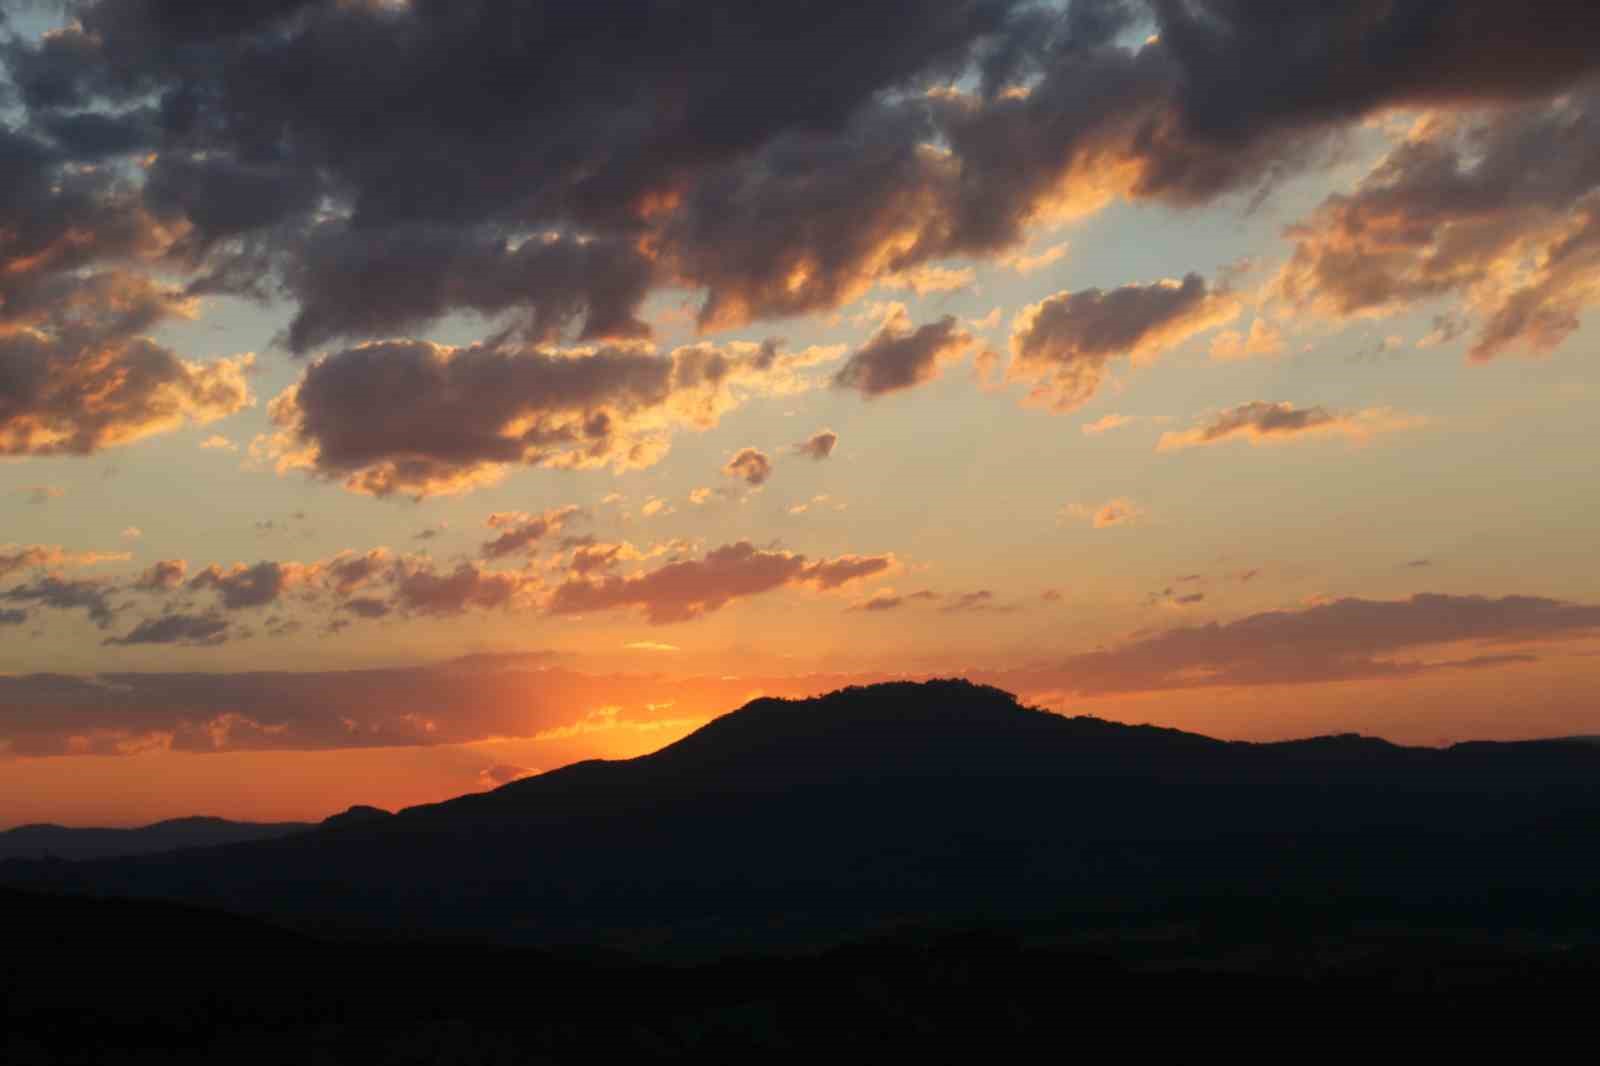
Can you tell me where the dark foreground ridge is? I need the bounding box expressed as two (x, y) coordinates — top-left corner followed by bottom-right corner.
(7, 884), (1600, 1062)
(6, 680), (1600, 955)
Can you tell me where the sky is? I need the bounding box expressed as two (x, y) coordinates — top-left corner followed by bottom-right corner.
(3, 0), (1600, 826)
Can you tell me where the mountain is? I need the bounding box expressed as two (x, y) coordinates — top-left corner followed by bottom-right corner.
(6, 679), (1600, 954)
(0, 815), (313, 861)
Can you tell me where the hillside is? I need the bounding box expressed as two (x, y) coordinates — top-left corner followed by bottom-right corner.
(6, 680), (1600, 953)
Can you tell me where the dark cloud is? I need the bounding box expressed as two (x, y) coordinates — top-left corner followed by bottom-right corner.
(794, 428), (838, 460)
(1275, 90), (1600, 361)
(482, 506), (582, 560)
(265, 338), (834, 497)
(833, 310), (974, 398)
(1050, 593), (1600, 693)
(3, 576), (116, 628)
(0, 325), (254, 457)
(392, 561), (534, 617)
(0, 608), (28, 626)
(1157, 401), (1417, 450)
(548, 541), (893, 624)
(1154, 1), (1600, 144)
(0, 123), (254, 456)
(340, 597), (391, 620)
(1406, 559), (1433, 569)
(1008, 274), (1239, 412)
(322, 549), (393, 597)
(722, 447), (773, 487)
(190, 561), (294, 610)
(134, 559), (188, 591)
(282, 227), (655, 353)
(851, 588), (941, 613)
(0, 0), (1594, 504)
(106, 612), (230, 647)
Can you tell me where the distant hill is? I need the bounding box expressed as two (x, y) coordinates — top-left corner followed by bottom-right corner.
(7, 679), (1600, 954)
(0, 815), (314, 861)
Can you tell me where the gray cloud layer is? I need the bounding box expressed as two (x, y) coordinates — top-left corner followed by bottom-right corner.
(5, 0), (1595, 467)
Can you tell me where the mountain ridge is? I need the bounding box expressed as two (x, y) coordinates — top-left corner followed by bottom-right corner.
(7, 679), (1600, 954)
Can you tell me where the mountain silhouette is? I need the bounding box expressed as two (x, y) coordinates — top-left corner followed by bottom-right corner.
(0, 815), (313, 862)
(6, 679), (1600, 953)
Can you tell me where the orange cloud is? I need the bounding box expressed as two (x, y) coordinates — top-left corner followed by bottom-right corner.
(0, 544), (132, 579)
(1063, 498), (1143, 529)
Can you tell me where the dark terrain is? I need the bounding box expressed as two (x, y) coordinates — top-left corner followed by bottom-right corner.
(7, 680), (1600, 1059)
(0, 816), (315, 862)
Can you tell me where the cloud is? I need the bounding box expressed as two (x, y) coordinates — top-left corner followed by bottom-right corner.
(1000, 241), (1069, 274)
(547, 541), (893, 624)
(478, 764), (536, 789)
(1209, 318), (1284, 360)
(940, 590), (1015, 614)
(2, 576), (116, 628)
(481, 506), (583, 559)
(688, 487), (713, 505)
(833, 308), (974, 397)
(624, 641), (680, 653)
(200, 434), (238, 451)
(1047, 593), (1600, 694)
(120, 527), (142, 540)
(134, 559), (188, 591)
(787, 494), (834, 516)
(0, 608), (28, 627)
(0, 657), (782, 756)
(794, 429), (838, 460)
(282, 227), (656, 353)
(1157, 402), (1422, 451)
(106, 612), (230, 647)
(880, 264), (976, 295)
(1064, 499), (1143, 529)
(314, 549), (390, 598)
(640, 497), (673, 518)
(0, 328), (254, 456)
(1273, 91), (1600, 361)
(340, 597), (391, 620)
(392, 560), (538, 617)
(849, 588), (939, 612)
(260, 338), (840, 498)
(722, 447), (773, 486)
(1081, 413), (1136, 436)
(190, 562), (300, 610)
(1008, 274), (1241, 412)
(0, 544), (131, 579)
(0, 0), (1594, 419)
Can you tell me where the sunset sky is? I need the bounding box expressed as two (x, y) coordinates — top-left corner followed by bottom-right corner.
(4, 0), (1600, 826)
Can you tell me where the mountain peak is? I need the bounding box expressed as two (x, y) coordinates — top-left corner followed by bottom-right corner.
(320, 805), (392, 829)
